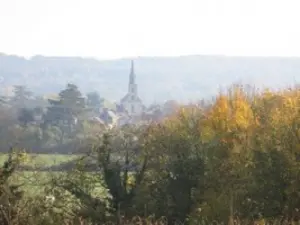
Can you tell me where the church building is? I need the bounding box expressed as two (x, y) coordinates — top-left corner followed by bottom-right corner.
(120, 60), (144, 116)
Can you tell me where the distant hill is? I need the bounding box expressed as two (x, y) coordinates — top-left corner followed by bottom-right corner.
(1, 53), (300, 104)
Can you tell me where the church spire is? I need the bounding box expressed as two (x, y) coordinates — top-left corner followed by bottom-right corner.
(129, 60), (135, 84)
(119, 60), (143, 116)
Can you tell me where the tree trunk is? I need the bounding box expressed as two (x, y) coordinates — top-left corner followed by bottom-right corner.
(228, 190), (234, 225)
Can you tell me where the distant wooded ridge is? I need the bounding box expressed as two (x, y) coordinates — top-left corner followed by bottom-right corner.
(1, 53), (299, 104)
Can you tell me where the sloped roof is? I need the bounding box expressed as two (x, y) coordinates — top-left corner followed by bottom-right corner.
(101, 99), (117, 110)
(107, 110), (118, 119)
(88, 116), (105, 125)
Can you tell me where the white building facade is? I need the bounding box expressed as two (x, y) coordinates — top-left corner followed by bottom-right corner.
(120, 60), (144, 116)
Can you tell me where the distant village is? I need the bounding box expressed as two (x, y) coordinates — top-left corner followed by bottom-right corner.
(0, 60), (180, 130)
(86, 60), (179, 128)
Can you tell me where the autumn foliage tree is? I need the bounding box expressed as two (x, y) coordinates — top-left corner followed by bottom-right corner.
(139, 84), (300, 224)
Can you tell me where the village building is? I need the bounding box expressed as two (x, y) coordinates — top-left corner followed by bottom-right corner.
(119, 60), (144, 116)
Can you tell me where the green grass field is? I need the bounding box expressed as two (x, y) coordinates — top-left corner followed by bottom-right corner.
(0, 154), (81, 196)
(0, 153), (80, 167)
(0, 153), (108, 198)
(9, 171), (64, 195)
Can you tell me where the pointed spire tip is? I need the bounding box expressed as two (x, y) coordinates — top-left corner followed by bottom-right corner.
(131, 60), (134, 73)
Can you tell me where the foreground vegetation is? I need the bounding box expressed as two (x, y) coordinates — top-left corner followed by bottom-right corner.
(3, 84), (300, 224)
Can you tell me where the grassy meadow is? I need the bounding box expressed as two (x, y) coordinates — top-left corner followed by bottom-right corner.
(0, 153), (77, 167)
(0, 153), (101, 197)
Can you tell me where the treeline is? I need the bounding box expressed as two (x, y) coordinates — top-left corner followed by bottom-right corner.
(0, 83), (176, 155)
(2, 84), (300, 224)
(0, 84), (106, 153)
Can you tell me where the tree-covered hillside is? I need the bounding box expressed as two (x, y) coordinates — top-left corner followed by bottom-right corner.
(1, 53), (300, 104)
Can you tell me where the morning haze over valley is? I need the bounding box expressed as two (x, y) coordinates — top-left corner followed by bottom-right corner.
(1, 53), (299, 104)
(1, 0), (300, 224)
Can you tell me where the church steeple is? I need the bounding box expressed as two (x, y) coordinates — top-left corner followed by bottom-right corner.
(129, 60), (135, 85)
(119, 60), (144, 116)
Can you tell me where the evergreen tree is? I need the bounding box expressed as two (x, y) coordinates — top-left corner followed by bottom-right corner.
(11, 85), (32, 108)
(44, 84), (86, 143)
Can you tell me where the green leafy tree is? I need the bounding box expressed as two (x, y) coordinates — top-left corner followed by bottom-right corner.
(86, 91), (103, 110)
(54, 126), (150, 224)
(0, 148), (26, 225)
(44, 84), (86, 143)
(17, 108), (34, 127)
(143, 108), (206, 224)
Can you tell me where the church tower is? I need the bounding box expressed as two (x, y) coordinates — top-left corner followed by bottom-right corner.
(128, 60), (138, 98)
(120, 60), (144, 116)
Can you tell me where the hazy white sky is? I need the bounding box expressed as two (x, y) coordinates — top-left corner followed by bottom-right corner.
(0, 0), (299, 59)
